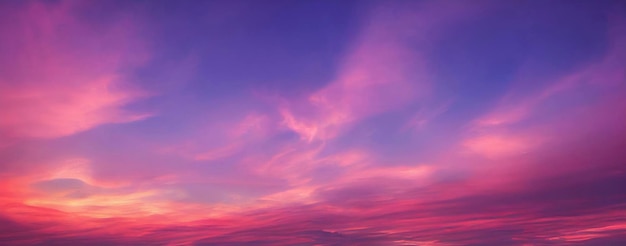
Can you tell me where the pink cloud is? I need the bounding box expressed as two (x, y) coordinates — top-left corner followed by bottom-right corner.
(279, 2), (482, 142)
(462, 133), (542, 159)
(160, 112), (273, 162)
(475, 16), (626, 129)
(0, 1), (151, 140)
(455, 16), (626, 192)
(1, 1), (624, 245)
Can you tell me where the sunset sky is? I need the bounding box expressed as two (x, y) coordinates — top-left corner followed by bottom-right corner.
(1, 0), (625, 245)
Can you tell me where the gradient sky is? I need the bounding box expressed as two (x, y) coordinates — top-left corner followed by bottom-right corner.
(1, 0), (626, 245)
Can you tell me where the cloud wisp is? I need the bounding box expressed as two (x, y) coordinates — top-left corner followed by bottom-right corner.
(1, 0), (625, 245)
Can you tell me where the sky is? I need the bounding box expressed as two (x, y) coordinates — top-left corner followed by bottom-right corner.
(0, 0), (625, 245)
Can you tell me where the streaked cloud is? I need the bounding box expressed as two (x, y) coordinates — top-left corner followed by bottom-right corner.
(1, 0), (625, 245)
(0, 1), (151, 140)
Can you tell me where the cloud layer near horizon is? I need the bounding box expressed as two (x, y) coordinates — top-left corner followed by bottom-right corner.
(1, 0), (625, 245)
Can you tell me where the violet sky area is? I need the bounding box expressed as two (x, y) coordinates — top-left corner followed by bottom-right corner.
(1, 0), (626, 245)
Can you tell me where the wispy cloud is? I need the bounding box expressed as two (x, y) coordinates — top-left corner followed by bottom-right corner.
(1, 0), (625, 245)
(0, 1), (152, 140)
